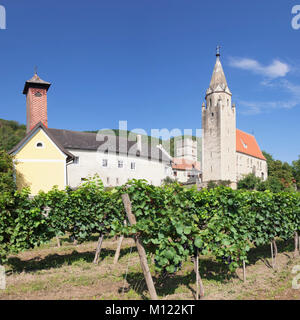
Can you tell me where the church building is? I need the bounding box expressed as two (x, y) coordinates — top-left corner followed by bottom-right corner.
(201, 49), (268, 188)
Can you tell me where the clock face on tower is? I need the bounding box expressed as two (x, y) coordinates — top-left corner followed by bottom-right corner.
(35, 91), (42, 97)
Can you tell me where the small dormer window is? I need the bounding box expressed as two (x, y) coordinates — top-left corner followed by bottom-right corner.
(36, 142), (44, 148)
(241, 139), (247, 149)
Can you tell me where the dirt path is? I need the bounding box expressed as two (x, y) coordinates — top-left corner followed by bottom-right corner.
(1, 237), (300, 300)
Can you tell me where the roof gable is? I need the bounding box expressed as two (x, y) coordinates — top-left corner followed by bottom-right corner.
(9, 122), (74, 162)
(236, 129), (266, 161)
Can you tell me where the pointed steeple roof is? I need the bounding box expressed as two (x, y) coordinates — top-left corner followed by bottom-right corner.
(206, 49), (231, 97)
(23, 72), (51, 94)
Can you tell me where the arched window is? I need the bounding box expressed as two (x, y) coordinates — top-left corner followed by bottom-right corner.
(36, 142), (44, 148)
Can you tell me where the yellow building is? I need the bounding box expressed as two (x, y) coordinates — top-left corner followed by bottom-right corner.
(10, 122), (74, 195)
(9, 73), (74, 195)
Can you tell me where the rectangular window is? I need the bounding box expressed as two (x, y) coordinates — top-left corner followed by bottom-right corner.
(118, 160), (123, 168)
(74, 157), (79, 164)
(102, 159), (108, 167)
(131, 162), (136, 170)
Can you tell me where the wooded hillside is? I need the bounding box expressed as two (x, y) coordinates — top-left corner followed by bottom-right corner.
(0, 119), (26, 152)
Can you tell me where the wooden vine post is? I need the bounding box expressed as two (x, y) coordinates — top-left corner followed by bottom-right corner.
(114, 236), (124, 264)
(93, 233), (104, 264)
(273, 240), (278, 265)
(294, 232), (299, 258)
(114, 221), (127, 265)
(195, 250), (199, 300)
(193, 251), (204, 299)
(56, 236), (61, 248)
(243, 260), (246, 282)
(122, 193), (158, 300)
(270, 241), (274, 268)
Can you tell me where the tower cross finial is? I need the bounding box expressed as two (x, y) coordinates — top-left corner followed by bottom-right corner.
(216, 45), (221, 57)
(34, 66), (38, 75)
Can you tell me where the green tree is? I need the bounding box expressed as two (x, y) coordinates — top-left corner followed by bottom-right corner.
(207, 180), (231, 189)
(262, 151), (294, 191)
(0, 119), (26, 151)
(207, 181), (218, 190)
(0, 150), (16, 193)
(292, 155), (300, 191)
(237, 173), (261, 190)
(162, 176), (177, 185)
(265, 176), (286, 193)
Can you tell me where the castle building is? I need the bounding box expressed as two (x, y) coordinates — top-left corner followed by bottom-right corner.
(202, 50), (267, 187)
(10, 73), (173, 195)
(9, 49), (267, 194)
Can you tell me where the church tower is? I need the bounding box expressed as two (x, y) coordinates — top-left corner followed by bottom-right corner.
(23, 71), (51, 133)
(202, 48), (237, 187)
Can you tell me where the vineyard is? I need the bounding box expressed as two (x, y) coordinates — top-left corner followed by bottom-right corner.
(0, 178), (300, 299)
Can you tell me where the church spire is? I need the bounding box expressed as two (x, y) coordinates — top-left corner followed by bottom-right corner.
(206, 47), (231, 98)
(216, 45), (221, 57)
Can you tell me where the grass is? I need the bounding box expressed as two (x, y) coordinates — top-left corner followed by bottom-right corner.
(0, 237), (300, 300)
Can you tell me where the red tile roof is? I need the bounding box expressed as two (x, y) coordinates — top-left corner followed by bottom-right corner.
(236, 129), (266, 161)
(172, 158), (201, 171)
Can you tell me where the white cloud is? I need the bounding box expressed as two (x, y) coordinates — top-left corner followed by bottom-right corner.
(280, 79), (300, 97)
(238, 99), (299, 115)
(229, 57), (290, 79)
(228, 57), (299, 114)
(236, 79), (300, 115)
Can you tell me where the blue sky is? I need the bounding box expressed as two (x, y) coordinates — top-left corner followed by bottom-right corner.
(0, 0), (299, 163)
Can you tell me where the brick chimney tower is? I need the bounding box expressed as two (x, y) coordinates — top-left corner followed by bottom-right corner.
(23, 71), (51, 133)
